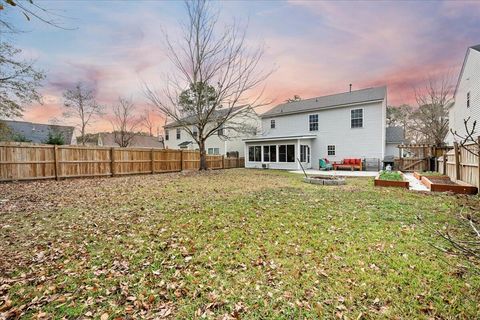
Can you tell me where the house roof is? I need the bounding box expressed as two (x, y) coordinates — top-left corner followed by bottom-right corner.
(164, 105), (249, 129)
(261, 86), (387, 118)
(454, 44), (480, 97)
(178, 141), (194, 147)
(1, 120), (75, 144)
(99, 132), (164, 148)
(386, 126), (405, 144)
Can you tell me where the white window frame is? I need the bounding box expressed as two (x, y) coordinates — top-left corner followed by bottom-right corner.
(309, 114), (319, 131)
(248, 146), (262, 162)
(192, 126), (198, 138)
(467, 91), (470, 108)
(327, 145), (335, 156)
(176, 128), (181, 140)
(208, 147), (219, 155)
(270, 119), (276, 129)
(300, 145), (310, 163)
(263, 145), (277, 162)
(278, 144), (295, 163)
(350, 108), (364, 128)
(165, 130), (169, 141)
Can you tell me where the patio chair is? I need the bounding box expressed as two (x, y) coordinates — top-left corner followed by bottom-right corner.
(319, 158), (333, 170)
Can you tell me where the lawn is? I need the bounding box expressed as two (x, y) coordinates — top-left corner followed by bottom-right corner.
(0, 169), (479, 319)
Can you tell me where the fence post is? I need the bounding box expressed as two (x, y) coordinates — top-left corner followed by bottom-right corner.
(454, 142), (460, 181)
(180, 150), (184, 171)
(53, 145), (60, 181)
(222, 155), (225, 169)
(151, 148), (155, 174)
(478, 136), (480, 191)
(111, 147), (116, 177)
(442, 152), (447, 175)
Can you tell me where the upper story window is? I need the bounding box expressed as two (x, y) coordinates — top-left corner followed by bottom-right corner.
(165, 130), (169, 141)
(309, 114), (318, 131)
(271, 119), (276, 129)
(351, 108), (363, 128)
(192, 126), (198, 138)
(217, 123), (224, 136)
(467, 91), (470, 108)
(176, 128), (181, 140)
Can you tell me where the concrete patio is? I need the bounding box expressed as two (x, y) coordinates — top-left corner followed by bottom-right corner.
(290, 169), (378, 177)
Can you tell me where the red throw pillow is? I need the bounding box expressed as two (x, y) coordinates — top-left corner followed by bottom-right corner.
(345, 159), (351, 165)
(354, 159), (360, 165)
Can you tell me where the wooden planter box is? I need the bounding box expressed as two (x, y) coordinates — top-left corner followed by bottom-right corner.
(413, 171), (450, 181)
(421, 176), (478, 194)
(374, 172), (409, 189)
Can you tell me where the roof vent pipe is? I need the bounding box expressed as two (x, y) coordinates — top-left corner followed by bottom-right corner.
(349, 84), (352, 92)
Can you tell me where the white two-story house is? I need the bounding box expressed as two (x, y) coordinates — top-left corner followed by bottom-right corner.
(163, 107), (260, 157)
(244, 86), (388, 170)
(447, 44), (480, 144)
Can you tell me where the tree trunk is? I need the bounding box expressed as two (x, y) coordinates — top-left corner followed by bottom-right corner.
(199, 139), (207, 171)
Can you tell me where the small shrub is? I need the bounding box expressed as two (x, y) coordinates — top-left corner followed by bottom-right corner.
(45, 131), (65, 145)
(379, 171), (403, 181)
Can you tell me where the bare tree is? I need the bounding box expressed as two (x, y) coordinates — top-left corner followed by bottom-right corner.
(111, 97), (140, 148)
(410, 76), (452, 146)
(285, 95), (301, 103)
(0, 41), (45, 118)
(144, 0), (270, 170)
(62, 82), (103, 145)
(141, 108), (156, 136)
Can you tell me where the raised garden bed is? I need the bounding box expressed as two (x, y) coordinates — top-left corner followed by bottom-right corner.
(374, 171), (409, 189)
(304, 175), (346, 186)
(421, 176), (478, 194)
(413, 171), (450, 181)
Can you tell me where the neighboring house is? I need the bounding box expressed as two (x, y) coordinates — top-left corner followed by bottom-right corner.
(385, 126), (406, 157)
(0, 120), (75, 144)
(447, 44), (480, 144)
(244, 86), (387, 170)
(163, 107), (260, 156)
(81, 132), (164, 148)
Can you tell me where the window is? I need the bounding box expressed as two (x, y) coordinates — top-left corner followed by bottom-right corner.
(279, 144), (295, 162)
(351, 108), (363, 128)
(271, 119), (276, 129)
(300, 145), (310, 163)
(176, 128), (181, 139)
(192, 126), (198, 138)
(248, 146), (262, 162)
(217, 124), (224, 136)
(208, 148), (219, 155)
(165, 130), (169, 141)
(309, 114), (318, 131)
(263, 145), (277, 162)
(467, 91), (470, 108)
(327, 145), (335, 156)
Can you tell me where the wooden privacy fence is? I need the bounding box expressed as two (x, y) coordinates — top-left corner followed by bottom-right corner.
(437, 140), (480, 190)
(0, 143), (244, 182)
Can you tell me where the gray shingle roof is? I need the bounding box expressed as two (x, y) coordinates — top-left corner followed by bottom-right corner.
(471, 44), (480, 52)
(386, 126), (405, 144)
(1, 120), (75, 144)
(261, 86), (387, 118)
(99, 133), (164, 148)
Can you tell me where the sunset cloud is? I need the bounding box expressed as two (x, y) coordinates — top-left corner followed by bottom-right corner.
(5, 0), (479, 132)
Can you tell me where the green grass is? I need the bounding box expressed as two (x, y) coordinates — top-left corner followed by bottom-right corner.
(419, 171), (444, 176)
(0, 169), (479, 319)
(378, 170), (404, 181)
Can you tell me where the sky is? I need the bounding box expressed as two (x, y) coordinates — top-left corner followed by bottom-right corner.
(3, 0), (480, 133)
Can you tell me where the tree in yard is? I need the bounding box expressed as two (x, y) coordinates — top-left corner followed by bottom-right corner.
(409, 77), (452, 146)
(140, 108), (156, 136)
(144, 0), (270, 170)
(386, 104), (412, 129)
(0, 41), (45, 118)
(110, 97), (140, 148)
(62, 82), (103, 145)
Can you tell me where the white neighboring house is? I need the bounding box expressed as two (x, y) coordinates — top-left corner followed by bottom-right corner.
(163, 107), (260, 156)
(244, 86), (388, 170)
(447, 44), (480, 144)
(385, 126), (406, 157)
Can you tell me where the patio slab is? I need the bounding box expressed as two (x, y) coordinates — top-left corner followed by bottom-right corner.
(290, 169), (378, 177)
